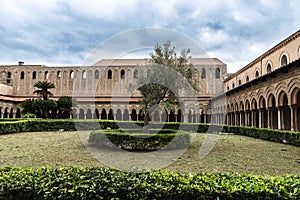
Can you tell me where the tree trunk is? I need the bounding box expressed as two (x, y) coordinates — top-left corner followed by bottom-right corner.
(143, 111), (151, 133)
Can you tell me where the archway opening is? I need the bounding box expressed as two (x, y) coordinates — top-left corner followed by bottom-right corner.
(79, 109), (84, 119)
(116, 109), (122, 121)
(86, 109), (92, 119)
(131, 109), (137, 121)
(123, 109), (129, 121)
(259, 97), (268, 128)
(101, 109), (107, 120)
(94, 109), (99, 119)
(279, 92), (291, 130)
(268, 94), (278, 129)
(177, 109), (182, 122)
(169, 111), (176, 122)
(108, 109), (114, 120)
(251, 99), (259, 127)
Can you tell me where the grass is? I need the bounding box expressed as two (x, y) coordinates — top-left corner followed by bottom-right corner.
(0, 131), (299, 176)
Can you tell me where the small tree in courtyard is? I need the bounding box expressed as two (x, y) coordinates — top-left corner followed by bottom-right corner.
(133, 41), (197, 132)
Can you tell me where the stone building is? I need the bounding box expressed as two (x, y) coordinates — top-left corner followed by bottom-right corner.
(0, 29), (299, 131)
(0, 58), (226, 122)
(212, 29), (300, 131)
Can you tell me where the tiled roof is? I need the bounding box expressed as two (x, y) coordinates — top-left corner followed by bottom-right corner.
(93, 58), (225, 66)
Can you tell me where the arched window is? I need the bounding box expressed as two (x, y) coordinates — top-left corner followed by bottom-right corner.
(201, 68), (206, 79)
(266, 63), (272, 73)
(246, 75), (250, 83)
(32, 71), (36, 79)
(7, 72), (11, 79)
(108, 69), (112, 79)
(6, 72), (11, 84)
(280, 54), (288, 66)
(133, 69), (138, 79)
(57, 70), (62, 78)
(238, 79), (242, 86)
(121, 69), (125, 79)
(227, 86), (230, 91)
(232, 82), (235, 89)
(255, 70), (259, 78)
(70, 70), (74, 79)
(45, 71), (49, 80)
(95, 70), (99, 79)
(215, 68), (220, 79)
(20, 71), (25, 79)
(82, 70), (86, 79)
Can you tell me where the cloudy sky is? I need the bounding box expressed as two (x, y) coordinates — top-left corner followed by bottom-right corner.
(0, 0), (299, 72)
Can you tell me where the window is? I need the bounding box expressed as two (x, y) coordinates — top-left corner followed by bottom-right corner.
(57, 70), (62, 78)
(108, 69), (112, 79)
(70, 70), (74, 79)
(266, 63), (272, 73)
(215, 68), (220, 79)
(7, 72), (11, 79)
(255, 70), (259, 78)
(238, 79), (242, 86)
(32, 71), (36, 79)
(246, 75), (250, 83)
(45, 71), (49, 80)
(6, 72), (11, 84)
(95, 70), (99, 79)
(201, 68), (206, 79)
(82, 70), (86, 79)
(20, 71), (25, 79)
(280, 54), (288, 66)
(133, 69), (138, 79)
(227, 86), (230, 91)
(121, 69), (125, 79)
(232, 83), (235, 89)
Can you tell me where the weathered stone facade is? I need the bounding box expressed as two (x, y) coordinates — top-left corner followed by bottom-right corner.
(1, 29), (299, 131)
(0, 58), (226, 122)
(212, 30), (300, 131)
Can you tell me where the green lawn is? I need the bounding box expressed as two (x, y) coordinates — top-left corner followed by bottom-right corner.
(0, 131), (299, 176)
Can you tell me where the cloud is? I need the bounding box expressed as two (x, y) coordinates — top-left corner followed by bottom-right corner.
(0, 0), (299, 73)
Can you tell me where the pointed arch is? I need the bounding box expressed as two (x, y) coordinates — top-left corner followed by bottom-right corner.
(279, 52), (289, 66)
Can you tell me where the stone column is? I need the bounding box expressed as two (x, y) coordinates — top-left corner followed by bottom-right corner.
(289, 105), (295, 131)
(251, 111), (255, 127)
(277, 108), (281, 130)
(259, 110), (262, 128)
(267, 108), (272, 129)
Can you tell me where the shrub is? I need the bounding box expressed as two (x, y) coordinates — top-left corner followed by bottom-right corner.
(0, 166), (299, 200)
(88, 129), (190, 151)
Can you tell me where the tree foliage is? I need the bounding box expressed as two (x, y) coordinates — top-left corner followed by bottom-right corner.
(33, 81), (55, 100)
(57, 96), (78, 118)
(134, 41), (197, 128)
(20, 81), (77, 118)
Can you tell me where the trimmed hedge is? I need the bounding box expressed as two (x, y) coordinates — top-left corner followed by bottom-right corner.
(0, 119), (299, 146)
(88, 129), (190, 151)
(0, 166), (299, 200)
(222, 125), (300, 146)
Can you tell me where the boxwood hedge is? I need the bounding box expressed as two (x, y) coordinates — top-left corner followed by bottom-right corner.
(0, 119), (299, 146)
(0, 166), (299, 200)
(88, 129), (190, 151)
